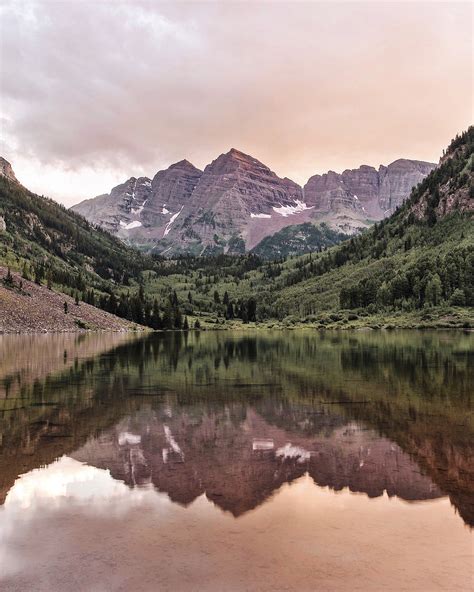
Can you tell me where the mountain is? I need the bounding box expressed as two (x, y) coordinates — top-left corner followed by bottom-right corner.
(0, 160), (155, 331)
(0, 127), (471, 332)
(222, 127), (474, 325)
(0, 156), (18, 183)
(304, 159), (436, 234)
(115, 126), (471, 329)
(72, 160), (202, 242)
(71, 150), (435, 256)
(0, 161), (151, 286)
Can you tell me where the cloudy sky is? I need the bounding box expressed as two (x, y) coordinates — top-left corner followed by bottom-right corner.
(0, 1), (472, 206)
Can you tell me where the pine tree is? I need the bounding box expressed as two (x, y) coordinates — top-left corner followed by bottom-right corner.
(22, 262), (30, 281)
(5, 267), (14, 287)
(174, 306), (183, 329)
(151, 299), (161, 330)
(425, 273), (443, 306)
(247, 297), (257, 322)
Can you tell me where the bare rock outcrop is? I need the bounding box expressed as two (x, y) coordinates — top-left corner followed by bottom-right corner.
(162, 148), (307, 254)
(304, 159), (436, 233)
(0, 157), (18, 183)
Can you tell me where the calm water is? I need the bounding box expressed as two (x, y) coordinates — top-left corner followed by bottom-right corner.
(0, 330), (472, 591)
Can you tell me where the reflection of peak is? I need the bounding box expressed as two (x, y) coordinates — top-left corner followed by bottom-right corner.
(71, 405), (444, 517)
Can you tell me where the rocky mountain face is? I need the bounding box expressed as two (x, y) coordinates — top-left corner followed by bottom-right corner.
(0, 157), (18, 183)
(161, 149), (307, 255)
(410, 128), (474, 221)
(304, 159), (436, 234)
(71, 150), (435, 255)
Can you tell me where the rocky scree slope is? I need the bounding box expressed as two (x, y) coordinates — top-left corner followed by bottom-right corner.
(0, 267), (139, 333)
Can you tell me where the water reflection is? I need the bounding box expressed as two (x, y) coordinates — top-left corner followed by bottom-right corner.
(0, 330), (472, 590)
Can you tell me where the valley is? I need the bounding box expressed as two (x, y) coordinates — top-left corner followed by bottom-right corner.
(0, 128), (472, 333)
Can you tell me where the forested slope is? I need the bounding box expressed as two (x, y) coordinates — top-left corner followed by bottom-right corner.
(0, 127), (472, 331)
(143, 127), (473, 328)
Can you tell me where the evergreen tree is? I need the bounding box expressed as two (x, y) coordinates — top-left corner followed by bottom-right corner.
(226, 301), (234, 319)
(5, 267), (13, 287)
(450, 288), (466, 306)
(151, 299), (161, 330)
(174, 306), (183, 329)
(425, 273), (443, 306)
(21, 262), (30, 281)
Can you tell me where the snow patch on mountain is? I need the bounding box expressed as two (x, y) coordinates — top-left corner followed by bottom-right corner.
(273, 200), (313, 217)
(120, 220), (142, 229)
(131, 199), (148, 215)
(163, 206), (184, 237)
(250, 213), (272, 219)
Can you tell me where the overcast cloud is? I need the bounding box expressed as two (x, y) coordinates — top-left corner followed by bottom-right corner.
(0, 1), (472, 206)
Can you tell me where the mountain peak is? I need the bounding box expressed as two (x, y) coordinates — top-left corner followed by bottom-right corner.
(225, 148), (259, 162)
(168, 159), (201, 172)
(228, 147), (247, 156)
(0, 157), (18, 184)
(385, 158), (436, 172)
(209, 148), (269, 174)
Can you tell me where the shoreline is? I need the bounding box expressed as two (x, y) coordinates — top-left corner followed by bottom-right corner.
(1, 324), (472, 335)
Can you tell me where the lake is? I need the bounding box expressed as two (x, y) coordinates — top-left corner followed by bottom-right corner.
(0, 330), (472, 591)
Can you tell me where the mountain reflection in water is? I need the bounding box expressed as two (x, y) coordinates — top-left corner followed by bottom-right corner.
(0, 330), (472, 591)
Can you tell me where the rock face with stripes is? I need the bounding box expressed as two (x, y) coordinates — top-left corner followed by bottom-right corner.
(159, 149), (308, 255)
(71, 150), (435, 255)
(303, 159), (436, 234)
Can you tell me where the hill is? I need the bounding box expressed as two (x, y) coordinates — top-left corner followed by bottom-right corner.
(251, 222), (347, 259)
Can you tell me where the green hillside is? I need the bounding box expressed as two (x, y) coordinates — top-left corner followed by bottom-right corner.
(251, 222), (347, 259)
(0, 176), (151, 287)
(0, 127), (472, 331)
(138, 127), (473, 329)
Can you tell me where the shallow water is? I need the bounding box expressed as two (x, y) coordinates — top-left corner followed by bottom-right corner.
(0, 330), (472, 591)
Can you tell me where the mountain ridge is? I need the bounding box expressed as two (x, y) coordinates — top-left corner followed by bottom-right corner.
(70, 149), (435, 256)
